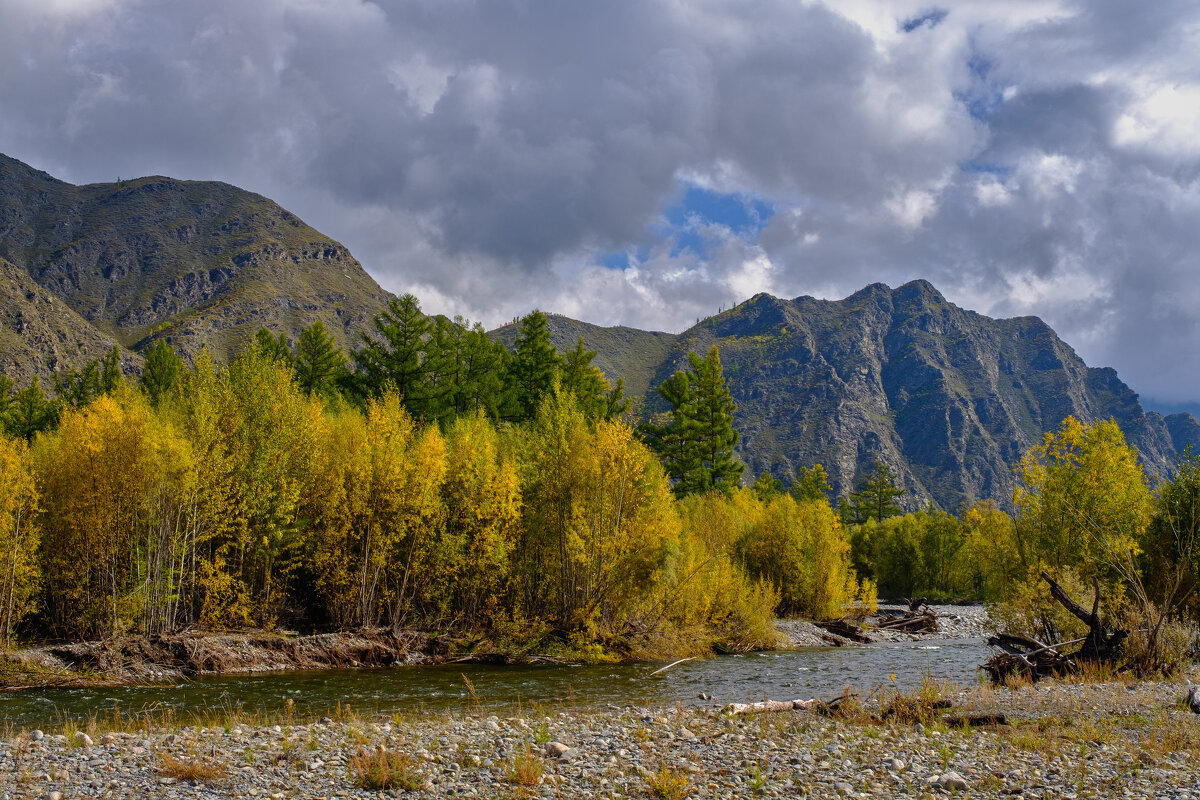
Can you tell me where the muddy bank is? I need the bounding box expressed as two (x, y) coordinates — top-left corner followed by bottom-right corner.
(1, 629), (446, 689)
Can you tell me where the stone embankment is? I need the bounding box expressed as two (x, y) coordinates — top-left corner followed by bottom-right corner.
(2, 676), (1199, 799)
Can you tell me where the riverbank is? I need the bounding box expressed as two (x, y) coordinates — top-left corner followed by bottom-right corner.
(1, 605), (993, 690)
(1, 673), (1197, 799)
(0, 630), (440, 689)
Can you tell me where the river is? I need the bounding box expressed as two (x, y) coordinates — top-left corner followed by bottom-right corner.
(0, 638), (988, 729)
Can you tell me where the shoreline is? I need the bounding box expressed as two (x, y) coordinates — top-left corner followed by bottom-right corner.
(0, 604), (996, 692)
(0, 675), (1196, 798)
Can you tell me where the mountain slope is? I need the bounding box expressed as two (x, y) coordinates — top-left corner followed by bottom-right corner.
(0, 255), (133, 383)
(514, 280), (1198, 512)
(0, 153), (391, 366)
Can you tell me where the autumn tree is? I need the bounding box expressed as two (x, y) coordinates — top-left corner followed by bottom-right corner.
(0, 435), (39, 644)
(790, 464), (832, 503)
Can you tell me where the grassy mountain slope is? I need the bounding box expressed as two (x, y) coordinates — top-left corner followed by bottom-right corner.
(0, 255), (134, 383)
(490, 313), (678, 406)
(0, 153), (390, 365)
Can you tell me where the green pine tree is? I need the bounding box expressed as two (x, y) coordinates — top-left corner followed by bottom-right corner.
(560, 337), (630, 419)
(293, 320), (347, 398)
(353, 293), (432, 415)
(140, 340), (184, 407)
(845, 460), (905, 523)
(4, 376), (57, 441)
(253, 328), (292, 364)
(644, 345), (743, 496)
(509, 310), (560, 420)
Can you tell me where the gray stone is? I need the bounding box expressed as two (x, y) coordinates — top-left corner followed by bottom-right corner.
(544, 741), (571, 758)
(29, 729), (43, 742)
(74, 732), (93, 748)
(939, 771), (970, 790)
(1185, 686), (1200, 714)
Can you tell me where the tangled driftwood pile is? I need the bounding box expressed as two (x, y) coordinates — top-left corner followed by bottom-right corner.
(875, 597), (940, 634)
(982, 572), (1127, 684)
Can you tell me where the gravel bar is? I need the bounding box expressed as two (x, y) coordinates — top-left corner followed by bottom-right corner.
(3, 673), (1199, 799)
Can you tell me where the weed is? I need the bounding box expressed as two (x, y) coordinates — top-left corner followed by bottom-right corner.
(350, 747), (423, 791)
(159, 753), (228, 784)
(644, 763), (691, 799)
(505, 746), (545, 787)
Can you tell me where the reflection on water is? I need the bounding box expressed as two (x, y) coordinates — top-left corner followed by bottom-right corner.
(0, 639), (987, 729)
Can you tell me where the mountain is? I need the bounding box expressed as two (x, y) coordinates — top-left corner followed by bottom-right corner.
(0, 254), (132, 383)
(0, 153), (390, 370)
(503, 281), (1199, 512)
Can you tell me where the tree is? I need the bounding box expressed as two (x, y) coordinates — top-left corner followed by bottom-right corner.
(140, 340), (184, 406)
(645, 346), (743, 497)
(1013, 416), (1150, 585)
(752, 471), (784, 500)
(509, 310), (560, 420)
(293, 321), (347, 398)
(353, 294), (431, 415)
(0, 434), (39, 644)
(253, 329), (292, 364)
(845, 461), (904, 524)
(3, 377), (56, 441)
(790, 464), (832, 503)
(560, 338), (630, 420)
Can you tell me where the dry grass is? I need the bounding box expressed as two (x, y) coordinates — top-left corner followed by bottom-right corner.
(350, 747), (423, 791)
(505, 746), (545, 787)
(159, 753), (228, 783)
(880, 676), (952, 725)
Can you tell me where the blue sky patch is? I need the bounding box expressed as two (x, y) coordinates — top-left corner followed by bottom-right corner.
(598, 184), (774, 268)
(901, 8), (948, 33)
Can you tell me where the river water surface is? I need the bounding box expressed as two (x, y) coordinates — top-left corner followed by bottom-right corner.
(0, 639), (988, 729)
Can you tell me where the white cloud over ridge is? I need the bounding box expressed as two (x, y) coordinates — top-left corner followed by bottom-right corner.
(1, 0), (1199, 404)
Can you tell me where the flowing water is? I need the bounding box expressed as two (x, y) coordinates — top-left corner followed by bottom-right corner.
(0, 638), (988, 730)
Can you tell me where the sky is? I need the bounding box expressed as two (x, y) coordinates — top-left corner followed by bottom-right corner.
(1, 0), (1199, 408)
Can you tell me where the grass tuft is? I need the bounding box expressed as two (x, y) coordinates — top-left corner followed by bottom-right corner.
(350, 747), (423, 791)
(159, 753), (228, 783)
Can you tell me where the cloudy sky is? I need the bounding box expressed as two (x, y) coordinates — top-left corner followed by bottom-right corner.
(2, 0), (1199, 408)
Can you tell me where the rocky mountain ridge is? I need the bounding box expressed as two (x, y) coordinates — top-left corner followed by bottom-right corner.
(506, 282), (1199, 512)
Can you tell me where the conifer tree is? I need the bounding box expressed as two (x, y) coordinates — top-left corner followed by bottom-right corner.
(845, 460), (904, 524)
(791, 464), (833, 503)
(293, 320), (347, 398)
(354, 294), (431, 415)
(644, 345), (743, 496)
(509, 310), (560, 420)
(561, 337), (631, 419)
(4, 376), (56, 441)
(253, 329), (292, 364)
(0, 373), (12, 418)
(140, 340), (184, 406)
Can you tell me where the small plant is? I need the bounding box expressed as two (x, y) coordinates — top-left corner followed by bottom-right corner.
(532, 720), (552, 745)
(644, 763), (691, 799)
(351, 747), (423, 791)
(159, 753), (228, 784)
(505, 746), (545, 787)
(747, 762), (766, 793)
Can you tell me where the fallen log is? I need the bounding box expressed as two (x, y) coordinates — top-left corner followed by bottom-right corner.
(944, 713), (1008, 727)
(982, 573), (1127, 684)
(723, 699), (812, 715)
(813, 619), (874, 643)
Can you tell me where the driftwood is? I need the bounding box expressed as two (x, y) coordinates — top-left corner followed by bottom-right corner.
(982, 573), (1128, 684)
(723, 699), (813, 715)
(944, 713), (1008, 727)
(874, 599), (939, 634)
(813, 619), (874, 643)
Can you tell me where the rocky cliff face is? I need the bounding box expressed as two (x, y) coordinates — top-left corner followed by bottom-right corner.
(515, 281), (1198, 512)
(0, 153), (390, 369)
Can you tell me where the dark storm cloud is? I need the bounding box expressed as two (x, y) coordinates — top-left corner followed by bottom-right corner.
(0, 0), (1198, 403)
